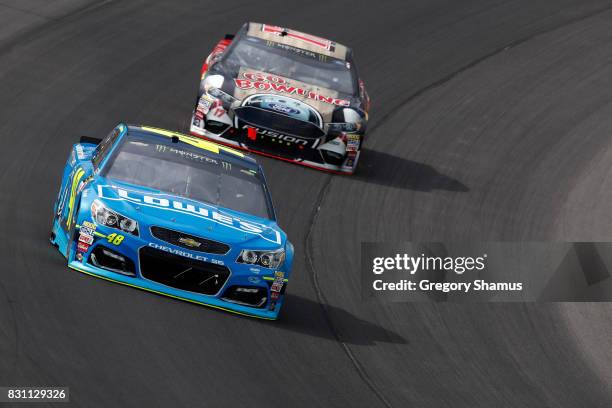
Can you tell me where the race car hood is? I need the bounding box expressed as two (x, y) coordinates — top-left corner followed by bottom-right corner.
(210, 65), (358, 124)
(89, 179), (285, 250)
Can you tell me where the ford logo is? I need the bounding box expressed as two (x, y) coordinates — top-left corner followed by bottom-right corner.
(269, 103), (299, 115)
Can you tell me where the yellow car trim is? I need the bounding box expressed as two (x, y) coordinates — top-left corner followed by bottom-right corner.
(66, 168), (85, 228)
(140, 126), (245, 158)
(68, 265), (275, 320)
(263, 276), (289, 282)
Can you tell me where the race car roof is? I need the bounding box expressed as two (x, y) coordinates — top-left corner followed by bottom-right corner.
(245, 22), (349, 61)
(130, 125), (259, 168)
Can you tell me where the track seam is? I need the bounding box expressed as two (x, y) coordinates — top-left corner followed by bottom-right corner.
(305, 176), (394, 408)
(368, 4), (612, 133)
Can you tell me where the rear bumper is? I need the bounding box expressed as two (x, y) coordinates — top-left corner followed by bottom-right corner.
(190, 123), (359, 175)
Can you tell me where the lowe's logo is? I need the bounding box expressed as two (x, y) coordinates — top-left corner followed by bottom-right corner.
(97, 185), (281, 244)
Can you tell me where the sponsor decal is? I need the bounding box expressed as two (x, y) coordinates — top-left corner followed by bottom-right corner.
(80, 226), (95, 237)
(346, 142), (359, 152)
(242, 72), (287, 83)
(98, 185), (282, 245)
(178, 237), (201, 248)
(268, 103), (300, 115)
(265, 40), (320, 60)
(75, 145), (86, 160)
(197, 100), (212, 115)
(270, 271), (285, 295)
(155, 145), (219, 165)
(78, 233), (94, 245)
(83, 221), (96, 230)
(241, 93), (323, 127)
(261, 24), (335, 52)
(243, 125), (309, 146)
(248, 276), (261, 284)
(77, 242), (90, 253)
(234, 75), (350, 107)
(210, 107), (226, 118)
(148, 242), (224, 265)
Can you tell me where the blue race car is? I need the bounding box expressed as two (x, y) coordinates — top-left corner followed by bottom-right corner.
(50, 123), (292, 319)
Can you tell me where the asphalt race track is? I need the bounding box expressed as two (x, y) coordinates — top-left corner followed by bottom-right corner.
(2, 1), (612, 406)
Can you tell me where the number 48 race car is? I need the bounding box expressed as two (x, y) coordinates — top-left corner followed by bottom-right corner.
(190, 22), (371, 174)
(50, 124), (293, 319)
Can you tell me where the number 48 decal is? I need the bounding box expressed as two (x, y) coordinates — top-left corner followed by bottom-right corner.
(106, 233), (125, 245)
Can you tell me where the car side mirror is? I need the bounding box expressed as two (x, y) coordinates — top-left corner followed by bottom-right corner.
(79, 135), (103, 145)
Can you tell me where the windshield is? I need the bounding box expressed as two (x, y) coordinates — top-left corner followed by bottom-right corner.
(222, 36), (356, 95)
(102, 133), (272, 219)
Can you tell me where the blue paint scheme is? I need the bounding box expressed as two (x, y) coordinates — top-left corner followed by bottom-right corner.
(50, 124), (293, 319)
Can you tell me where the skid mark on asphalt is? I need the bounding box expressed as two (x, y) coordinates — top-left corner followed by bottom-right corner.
(305, 175), (394, 408)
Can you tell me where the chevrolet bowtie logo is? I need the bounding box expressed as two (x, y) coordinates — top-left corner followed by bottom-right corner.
(178, 237), (201, 248)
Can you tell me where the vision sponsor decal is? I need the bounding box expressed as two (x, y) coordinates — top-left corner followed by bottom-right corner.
(234, 74), (350, 107)
(242, 125), (310, 146)
(97, 185), (282, 245)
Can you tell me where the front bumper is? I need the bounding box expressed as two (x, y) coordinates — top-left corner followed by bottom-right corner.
(190, 119), (359, 175)
(54, 219), (288, 320)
